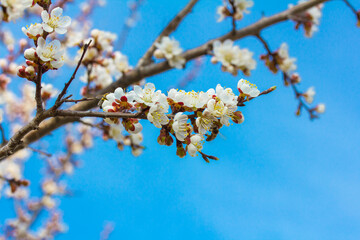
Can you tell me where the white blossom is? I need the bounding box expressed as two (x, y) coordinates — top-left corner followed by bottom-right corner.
(91, 29), (117, 52)
(36, 37), (65, 69)
(109, 124), (125, 142)
(154, 36), (185, 69)
(187, 134), (203, 157)
(215, 84), (238, 106)
(206, 99), (236, 126)
(196, 110), (217, 135)
(22, 23), (43, 40)
(133, 83), (168, 109)
(41, 83), (58, 100)
(237, 79), (260, 98)
(212, 40), (256, 75)
(41, 7), (71, 34)
(233, 0), (254, 20)
(303, 86), (316, 104)
(172, 112), (189, 141)
(315, 103), (325, 113)
(147, 104), (169, 128)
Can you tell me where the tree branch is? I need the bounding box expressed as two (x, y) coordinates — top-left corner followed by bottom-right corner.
(35, 66), (44, 115)
(0, 0), (328, 161)
(53, 40), (92, 109)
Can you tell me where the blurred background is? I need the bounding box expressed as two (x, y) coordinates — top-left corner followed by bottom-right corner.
(1, 0), (360, 239)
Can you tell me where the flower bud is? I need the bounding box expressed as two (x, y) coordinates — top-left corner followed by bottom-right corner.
(176, 146), (186, 158)
(19, 39), (28, 48)
(315, 103), (325, 114)
(154, 49), (164, 59)
(24, 48), (36, 61)
(0, 59), (8, 69)
(25, 66), (36, 76)
(16, 66), (26, 78)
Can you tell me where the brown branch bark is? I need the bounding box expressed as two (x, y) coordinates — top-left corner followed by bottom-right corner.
(0, 0), (328, 161)
(35, 67), (44, 115)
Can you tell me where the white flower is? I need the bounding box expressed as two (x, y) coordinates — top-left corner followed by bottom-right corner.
(315, 103), (325, 113)
(41, 83), (58, 100)
(303, 86), (316, 104)
(216, 6), (228, 22)
(41, 7), (71, 34)
(36, 37), (65, 69)
(155, 36), (183, 59)
(1, 0), (32, 21)
(81, 64), (113, 89)
(112, 51), (131, 73)
(91, 29), (117, 52)
(147, 104), (169, 128)
(133, 83), (168, 108)
(289, 1), (323, 37)
(154, 36), (185, 69)
(237, 79), (260, 98)
(215, 84), (238, 106)
(277, 43), (297, 74)
(168, 55), (186, 69)
(42, 196), (56, 209)
(42, 180), (59, 195)
(172, 112), (189, 141)
(206, 99), (235, 126)
(233, 0), (254, 20)
(183, 91), (212, 109)
(187, 134), (204, 157)
(109, 124), (124, 142)
(196, 110), (217, 135)
(22, 23), (43, 40)
(212, 40), (255, 75)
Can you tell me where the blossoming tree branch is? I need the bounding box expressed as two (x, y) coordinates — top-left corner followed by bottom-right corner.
(0, 0), (359, 238)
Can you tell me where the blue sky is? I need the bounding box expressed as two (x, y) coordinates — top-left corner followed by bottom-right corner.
(1, 0), (360, 239)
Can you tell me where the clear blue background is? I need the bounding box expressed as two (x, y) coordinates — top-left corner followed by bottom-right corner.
(1, 0), (360, 239)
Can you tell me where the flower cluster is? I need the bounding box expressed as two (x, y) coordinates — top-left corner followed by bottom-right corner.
(0, 0), (33, 22)
(217, 0), (254, 22)
(17, 7), (71, 82)
(261, 43), (297, 76)
(77, 29), (132, 93)
(260, 42), (325, 115)
(154, 36), (185, 69)
(289, 0), (323, 38)
(211, 39), (256, 76)
(101, 79), (263, 159)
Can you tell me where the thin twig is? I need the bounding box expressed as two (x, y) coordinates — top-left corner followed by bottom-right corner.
(28, 147), (52, 157)
(35, 66), (44, 115)
(53, 40), (92, 109)
(343, 0), (358, 15)
(0, 124), (7, 146)
(255, 34), (317, 118)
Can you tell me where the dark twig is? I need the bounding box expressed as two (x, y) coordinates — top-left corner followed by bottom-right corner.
(0, 124), (7, 146)
(229, 0), (237, 34)
(53, 40), (92, 109)
(28, 147), (52, 157)
(343, 0), (358, 15)
(255, 34), (317, 119)
(35, 66), (44, 115)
